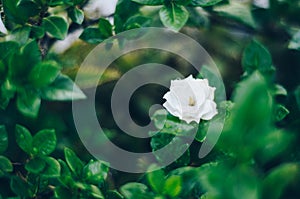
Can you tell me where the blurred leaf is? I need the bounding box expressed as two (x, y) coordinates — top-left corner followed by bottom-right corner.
(98, 18), (113, 38)
(41, 156), (61, 178)
(242, 40), (273, 75)
(146, 165), (165, 193)
(163, 175), (182, 197)
(32, 129), (56, 156)
(68, 7), (84, 25)
(131, 0), (163, 5)
(0, 156), (13, 177)
(288, 30), (300, 50)
(272, 84), (287, 96)
(106, 190), (124, 199)
(2, 0), (27, 24)
(190, 0), (222, 7)
(120, 183), (154, 199)
(54, 187), (72, 198)
(262, 163), (300, 199)
(79, 27), (104, 44)
(124, 15), (151, 30)
(274, 104), (289, 122)
(25, 157), (46, 174)
(10, 176), (34, 197)
(159, 3), (189, 31)
(17, 0), (40, 19)
(0, 126), (8, 154)
(40, 74), (86, 101)
(64, 147), (84, 176)
(30, 25), (45, 39)
(83, 160), (110, 184)
(295, 86), (300, 110)
(57, 159), (72, 187)
(15, 125), (33, 154)
(0, 41), (19, 63)
(6, 26), (31, 45)
(16, 89), (41, 118)
(42, 16), (68, 40)
(28, 61), (61, 88)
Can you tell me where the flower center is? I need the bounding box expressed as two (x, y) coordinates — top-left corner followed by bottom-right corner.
(188, 96), (196, 106)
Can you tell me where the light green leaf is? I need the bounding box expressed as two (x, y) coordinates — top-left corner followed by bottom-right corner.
(16, 89), (41, 118)
(120, 183), (154, 199)
(68, 7), (84, 25)
(32, 129), (56, 156)
(40, 74), (86, 101)
(0, 156), (13, 177)
(64, 147), (84, 176)
(15, 124), (33, 154)
(29, 61), (61, 88)
(146, 165), (165, 194)
(163, 175), (182, 197)
(41, 156), (61, 178)
(131, 0), (163, 5)
(42, 16), (68, 40)
(159, 3), (189, 31)
(98, 18), (113, 38)
(0, 126), (8, 154)
(83, 160), (110, 184)
(25, 157), (46, 174)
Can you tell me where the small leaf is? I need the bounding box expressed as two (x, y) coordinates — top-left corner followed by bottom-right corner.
(107, 190), (124, 199)
(68, 7), (84, 25)
(0, 41), (19, 63)
(64, 147), (84, 176)
(15, 124), (33, 154)
(146, 165), (165, 194)
(120, 183), (154, 199)
(16, 89), (41, 118)
(30, 25), (45, 39)
(275, 104), (289, 122)
(190, 0), (222, 7)
(32, 129), (56, 156)
(159, 3), (189, 31)
(42, 16), (68, 40)
(80, 27), (104, 44)
(40, 74), (86, 101)
(28, 61), (61, 88)
(58, 159), (72, 187)
(6, 26), (31, 45)
(0, 126), (8, 154)
(25, 157), (46, 174)
(163, 175), (182, 197)
(131, 0), (163, 5)
(0, 156), (13, 177)
(41, 156), (61, 178)
(10, 176), (34, 197)
(98, 18), (113, 38)
(124, 15), (151, 30)
(83, 160), (110, 184)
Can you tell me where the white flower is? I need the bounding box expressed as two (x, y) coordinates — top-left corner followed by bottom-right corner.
(163, 75), (218, 124)
(83, 0), (118, 20)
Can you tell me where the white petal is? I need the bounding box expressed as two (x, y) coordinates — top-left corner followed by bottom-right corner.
(0, 17), (8, 34)
(201, 100), (218, 120)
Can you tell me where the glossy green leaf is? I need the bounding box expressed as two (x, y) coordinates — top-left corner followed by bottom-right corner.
(41, 156), (61, 178)
(42, 16), (68, 40)
(30, 26), (45, 39)
(163, 175), (182, 197)
(146, 165), (165, 194)
(79, 27), (104, 44)
(131, 0), (163, 5)
(0, 156), (13, 177)
(0, 126), (8, 154)
(242, 40), (273, 75)
(16, 89), (41, 118)
(64, 147), (84, 176)
(32, 129), (56, 156)
(83, 160), (110, 184)
(10, 176), (34, 197)
(2, 0), (27, 24)
(57, 159), (72, 187)
(159, 3), (189, 31)
(190, 0), (222, 6)
(98, 18), (113, 38)
(29, 61), (61, 88)
(120, 183), (154, 199)
(40, 74), (86, 101)
(15, 124), (33, 154)
(25, 157), (46, 173)
(68, 7), (84, 25)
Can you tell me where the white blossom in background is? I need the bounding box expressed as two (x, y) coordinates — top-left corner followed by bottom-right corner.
(83, 0), (118, 20)
(51, 29), (83, 54)
(0, 17), (7, 34)
(163, 75), (218, 124)
(253, 0), (270, 9)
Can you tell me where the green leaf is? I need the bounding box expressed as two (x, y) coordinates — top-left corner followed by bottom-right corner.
(17, 0), (41, 19)
(64, 147), (84, 176)
(163, 175), (182, 197)
(120, 183), (154, 199)
(58, 159), (72, 187)
(146, 165), (165, 194)
(30, 26), (45, 39)
(190, 0), (222, 7)
(68, 7), (84, 25)
(16, 89), (41, 118)
(107, 190), (124, 199)
(15, 124), (33, 154)
(242, 40), (273, 75)
(29, 61), (61, 88)
(124, 15), (151, 30)
(42, 16), (68, 40)
(41, 156), (61, 178)
(25, 157), (46, 174)
(48, 0), (65, 6)
(6, 26), (31, 45)
(0, 41), (19, 63)
(10, 176), (34, 197)
(40, 74), (86, 101)
(98, 18), (113, 38)
(32, 129), (56, 156)
(288, 30), (300, 50)
(79, 27), (104, 44)
(131, 0), (163, 5)
(0, 126), (8, 154)
(295, 86), (300, 110)
(0, 156), (13, 177)
(2, 0), (27, 24)
(54, 187), (72, 198)
(159, 3), (189, 31)
(274, 104), (289, 122)
(83, 160), (110, 184)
